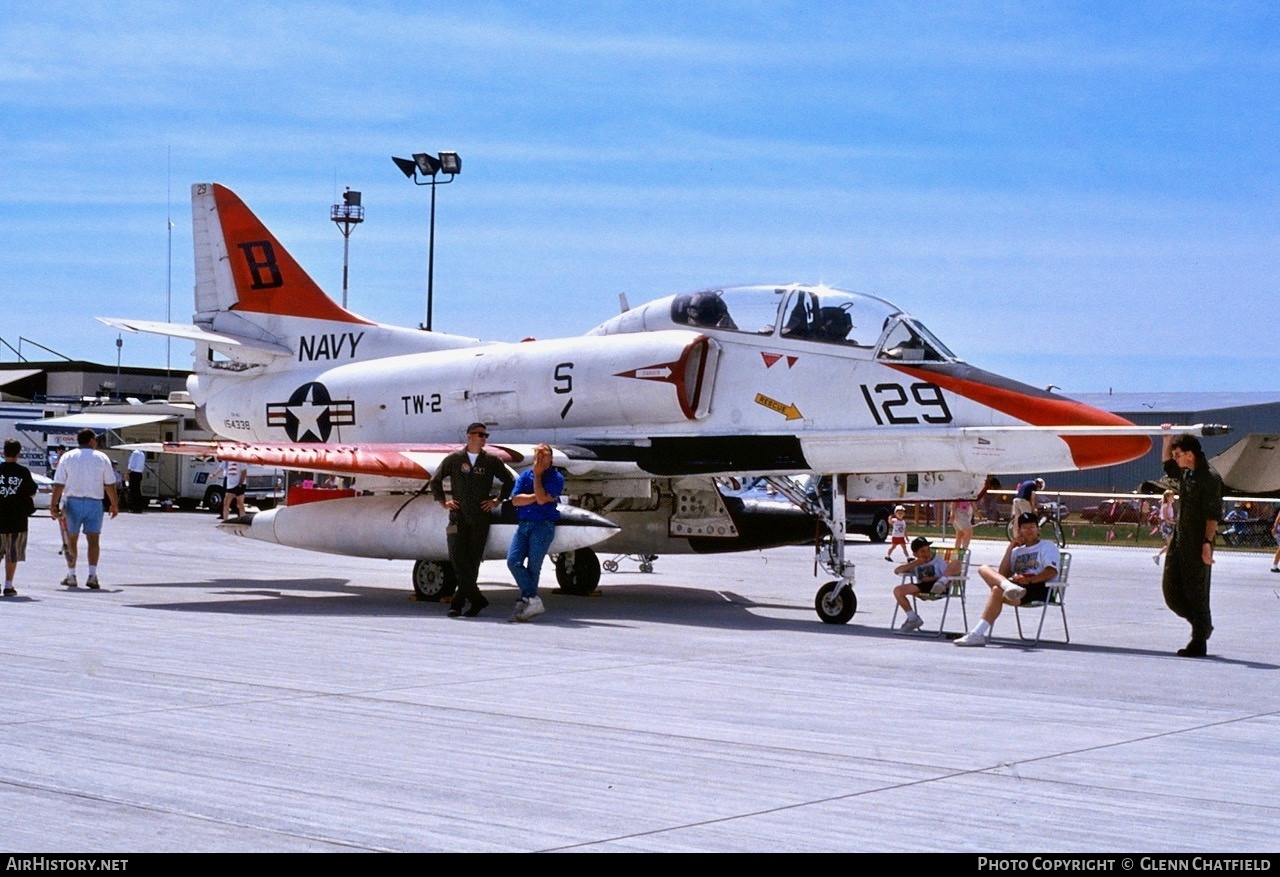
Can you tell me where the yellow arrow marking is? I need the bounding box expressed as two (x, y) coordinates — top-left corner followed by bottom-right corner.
(754, 392), (803, 421)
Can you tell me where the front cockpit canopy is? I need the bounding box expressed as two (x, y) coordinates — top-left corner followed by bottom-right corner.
(662, 284), (957, 362)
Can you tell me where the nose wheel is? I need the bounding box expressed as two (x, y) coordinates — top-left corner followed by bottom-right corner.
(815, 580), (857, 624)
(762, 473), (859, 626)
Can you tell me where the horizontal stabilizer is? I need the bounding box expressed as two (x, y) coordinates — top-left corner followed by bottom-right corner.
(96, 317), (292, 363)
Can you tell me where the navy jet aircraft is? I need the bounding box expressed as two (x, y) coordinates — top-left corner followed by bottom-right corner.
(103, 183), (1218, 622)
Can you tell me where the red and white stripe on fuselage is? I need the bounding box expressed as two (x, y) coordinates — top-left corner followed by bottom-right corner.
(886, 361), (1151, 470)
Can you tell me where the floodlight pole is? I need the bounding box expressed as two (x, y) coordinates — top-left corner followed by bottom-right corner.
(426, 181), (438, 331)
(391, 152), (461, 331)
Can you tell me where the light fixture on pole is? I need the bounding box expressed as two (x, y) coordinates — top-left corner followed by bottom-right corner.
(392, 151), (461, 331)
(330, 188), (364, 309)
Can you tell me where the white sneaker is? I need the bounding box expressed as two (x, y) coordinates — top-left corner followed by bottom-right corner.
(61, 573), (77, 588)
(516, 596), (545, 621)
(955, 631), (987, 647)
(508, 599), (529, 623)
(1001, 582), (1026, 600)
(899, 615), (924, 633)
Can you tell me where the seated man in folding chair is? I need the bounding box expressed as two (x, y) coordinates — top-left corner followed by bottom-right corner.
(893, 537), (962, 633)
(955, 512), (1059, 647)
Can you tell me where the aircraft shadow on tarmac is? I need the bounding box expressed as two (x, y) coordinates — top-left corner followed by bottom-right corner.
(130, 573), (867, 633)
(125, 575), (1280, 668)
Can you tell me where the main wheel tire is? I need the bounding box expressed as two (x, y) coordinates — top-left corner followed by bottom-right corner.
(555, 548), (601, 596)
(814, 581), (857, 624)
(412, 559), (457, 601)
(602, 559), (619, 573)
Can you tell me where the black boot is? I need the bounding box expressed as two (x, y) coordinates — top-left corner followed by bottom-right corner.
(1176, 639), (1207, 658)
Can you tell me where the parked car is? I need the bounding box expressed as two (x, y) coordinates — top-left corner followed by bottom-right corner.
(993, 498), (1068, 522)
(846, 501), (896, 542)
(1080, 499), (1148, 524)
(32, 473), (54, 511)
(1036, 500), (1069, 521)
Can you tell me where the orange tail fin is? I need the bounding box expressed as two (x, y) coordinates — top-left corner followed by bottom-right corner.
(194, 183), (371, 325)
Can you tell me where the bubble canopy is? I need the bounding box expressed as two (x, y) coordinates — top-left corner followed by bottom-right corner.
(652, 284), (958, 363)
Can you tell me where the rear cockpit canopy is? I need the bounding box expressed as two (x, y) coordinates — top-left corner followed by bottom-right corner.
(592, 284), (958, 363)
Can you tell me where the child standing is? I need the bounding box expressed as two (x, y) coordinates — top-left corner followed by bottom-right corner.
(885, 505), (909, 562)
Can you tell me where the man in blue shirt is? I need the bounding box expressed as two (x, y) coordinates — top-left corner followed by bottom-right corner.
(507, 444), (563, 622)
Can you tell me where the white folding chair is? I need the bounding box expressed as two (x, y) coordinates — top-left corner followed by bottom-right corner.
(889, 549), (970, 637)
(1013, 552), (1072, 644)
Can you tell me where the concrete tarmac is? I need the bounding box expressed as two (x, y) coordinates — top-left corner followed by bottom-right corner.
(1, 510), (1277, 852)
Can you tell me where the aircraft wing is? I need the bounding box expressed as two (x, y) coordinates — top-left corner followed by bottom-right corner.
(124, 440), (536, 480)
(562, 422), (1229, 478)
(957, 423), (1231, 438)
(129, 419), (1228, 483)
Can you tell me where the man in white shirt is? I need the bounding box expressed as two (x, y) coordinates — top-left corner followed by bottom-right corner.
(51, 429), (119, 589)
(216, 459), (248, 520)
(956, 512), (1059, 647)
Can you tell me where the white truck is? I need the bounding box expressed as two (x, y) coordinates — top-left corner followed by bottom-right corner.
(16, 397), (283, 511)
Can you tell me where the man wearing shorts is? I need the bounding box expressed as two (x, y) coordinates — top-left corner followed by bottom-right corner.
(217, 459), (248, 520)
(0, 439), (38, 596)
(1010, 477), (1044, 523)
(51, 428), (118, 590)
(955, 512), (1059, 647)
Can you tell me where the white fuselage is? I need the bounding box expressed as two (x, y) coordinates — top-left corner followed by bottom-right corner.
(193, 317), (1099, 483)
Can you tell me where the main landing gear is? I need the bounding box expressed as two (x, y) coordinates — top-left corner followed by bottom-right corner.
(554, 548), (601, 596)
(411, 549), (604, 602)
(763, 474), (858, 625)
(411, 559), (457, 601)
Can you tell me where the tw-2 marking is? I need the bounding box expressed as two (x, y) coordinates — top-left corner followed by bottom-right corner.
(401, 393), (442, 415)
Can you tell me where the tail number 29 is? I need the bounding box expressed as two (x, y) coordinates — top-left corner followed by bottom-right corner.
(860, 382), (952, 425)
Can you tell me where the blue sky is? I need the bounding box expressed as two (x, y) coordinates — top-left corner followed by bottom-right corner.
(2, 1), (1276, 393)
